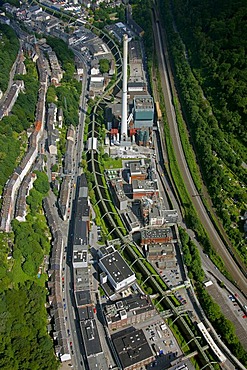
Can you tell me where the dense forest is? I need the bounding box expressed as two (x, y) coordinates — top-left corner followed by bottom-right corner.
(0, 0), (19, 7)
(159, 0), (247, 264)
(171, 0), (247, 148)
(0, 25), (20, 195)
(0, 24), (19, 92)
(130, 0), (153, 57)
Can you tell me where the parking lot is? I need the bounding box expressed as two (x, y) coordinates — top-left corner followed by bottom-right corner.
(206, 283), (247, 350)
(132, 315), (187, 369)
(162, 268), (183, 289)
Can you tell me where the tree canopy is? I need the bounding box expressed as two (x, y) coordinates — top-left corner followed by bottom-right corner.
(0, 24), (19, 92)
(0, 170), (58, 368)
(160, 0), (247, 264)
(0, 57), (39, 195)
(99, 58), (110, 74)
(0, 281), (59, 369)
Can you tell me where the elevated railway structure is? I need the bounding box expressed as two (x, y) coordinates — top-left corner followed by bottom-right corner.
(29, 2), (245, 368)
(84, 26), (215, 370)
(84, 18), (247, 370)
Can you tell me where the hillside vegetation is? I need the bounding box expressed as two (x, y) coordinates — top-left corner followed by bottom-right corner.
(160, 0), (247, 264)
(0, 171), (59, 369)
(172, 0), (247, 147)
(0, 24), (19, 92)
(0, 58), (39, 195)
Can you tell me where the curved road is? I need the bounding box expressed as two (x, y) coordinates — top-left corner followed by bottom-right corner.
(152, 11), (247, 296)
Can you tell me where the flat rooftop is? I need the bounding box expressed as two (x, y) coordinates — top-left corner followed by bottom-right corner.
(80, 319), (102, 357)
(87, 353), (108, 370)
(134, 96), (154, 110)
(99, 250), (135, 283)
(75, 290), (91, 307)
(104, 294), (155, 323)
(112, 327), (153, 368)
(73, 218), (88, 245)
(99, 245), (115, 257)
(129, 159), (148, 174)
(73, 247), (87, 264)
(132, 179), (158, 191)
(141, 227), (173, 240)
(128, 40), (142, 61)
(74, 267), (90, 291)
(78, 306), (94, 321)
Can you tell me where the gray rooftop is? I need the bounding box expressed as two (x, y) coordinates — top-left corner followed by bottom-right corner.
(132, 179), (158, 191)
(80, 319), (103, 357)
(79, 173), (88, 190)
(73, 218), (88, 246)
(78, 306), (94, 321)
(73, 246), (88, 264)
(141, 227), (173, 240)
(134, 95), (154, 110)
(74, 267), (90, 291)
(75, 290), (91, 307)
(76, 198), (90, 219)
(104, 294), (155, 323)
(128, 40), (142, 62)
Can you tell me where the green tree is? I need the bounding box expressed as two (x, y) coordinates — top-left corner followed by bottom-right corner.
(33, 171), (50, 194)
(99, 59), (110, 74)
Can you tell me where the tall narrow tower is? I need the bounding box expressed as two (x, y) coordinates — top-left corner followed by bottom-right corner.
(121, 34), (128, 141)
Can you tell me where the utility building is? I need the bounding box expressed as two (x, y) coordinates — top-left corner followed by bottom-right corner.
(133, 95), (154, 129)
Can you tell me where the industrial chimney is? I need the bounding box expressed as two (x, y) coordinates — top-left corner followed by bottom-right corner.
(121, 34), (128, 141)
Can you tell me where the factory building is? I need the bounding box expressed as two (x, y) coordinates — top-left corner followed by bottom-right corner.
(129, 160), (147, 182)
(141, 204), (179, 227)
(80, 319), (103, 358)
(122, 209), (140, 232)
(105, 34), (154, 147)
(133, 95), (154, 129)
(145, 243), (175, 262)
(128, 40), (147, 95)
(75, 289), (92, 308)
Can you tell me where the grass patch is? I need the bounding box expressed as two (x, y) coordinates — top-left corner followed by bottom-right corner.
(103, 157), (122, 169)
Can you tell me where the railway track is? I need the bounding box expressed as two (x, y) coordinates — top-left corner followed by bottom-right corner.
(151, 6), (247, 297)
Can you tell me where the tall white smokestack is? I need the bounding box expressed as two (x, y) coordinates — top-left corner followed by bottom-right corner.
(121, 34), (128, 141)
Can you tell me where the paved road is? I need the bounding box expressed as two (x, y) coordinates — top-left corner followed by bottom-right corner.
(152, 10), (247, 296)
(62, 58), (89, 370)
